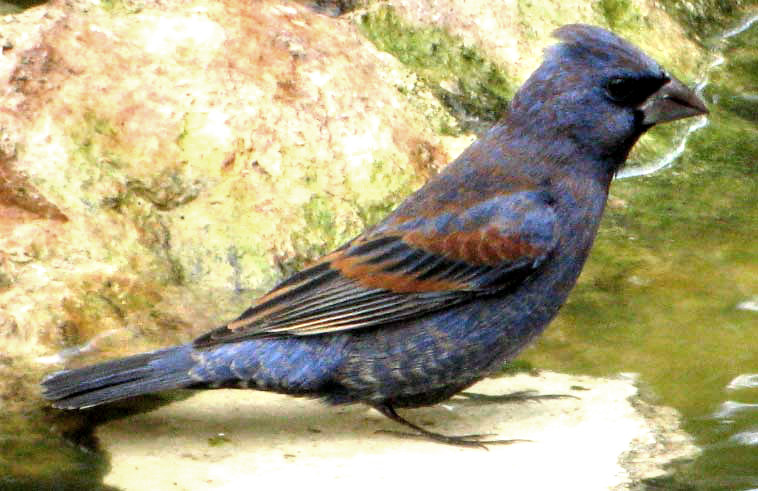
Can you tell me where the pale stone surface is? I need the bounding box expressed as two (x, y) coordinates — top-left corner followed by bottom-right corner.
(98, 372), (699, 491)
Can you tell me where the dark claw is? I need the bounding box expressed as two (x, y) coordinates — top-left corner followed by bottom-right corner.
(376, 429), (529, 449)
(373, 402), (529, 449)
(457, 390), (579, 404)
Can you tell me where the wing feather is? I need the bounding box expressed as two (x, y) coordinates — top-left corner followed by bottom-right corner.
(194, 190), (558, 347)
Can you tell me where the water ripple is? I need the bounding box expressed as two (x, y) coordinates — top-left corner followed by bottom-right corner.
(713, 401), (758, 419)
(727, 374), (758, 391)
(730, 430), (758, 446)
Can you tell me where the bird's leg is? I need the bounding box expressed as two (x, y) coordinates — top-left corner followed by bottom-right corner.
(372, 403), (528, 449)
(456, 390), (579, 405)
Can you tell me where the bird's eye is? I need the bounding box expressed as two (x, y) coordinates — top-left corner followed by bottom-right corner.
(605, 77), (636, 103)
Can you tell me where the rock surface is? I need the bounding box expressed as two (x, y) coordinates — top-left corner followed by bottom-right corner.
(0, 0), (470, 408)
(98, 371), (699, 491)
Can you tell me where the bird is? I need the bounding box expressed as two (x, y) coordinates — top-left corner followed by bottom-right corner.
(41, 24), (707, 447)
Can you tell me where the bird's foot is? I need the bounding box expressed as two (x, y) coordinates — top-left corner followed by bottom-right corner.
(372, 402), (529, 449)
(456, 390), (579, 405)
(376, 429), (527, 449)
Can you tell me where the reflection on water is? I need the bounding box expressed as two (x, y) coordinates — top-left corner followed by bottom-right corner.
(713, 401), (758, 420)
(728, 374), (758, 391)
(616, 115), (709, 179)
(730, 431), (758, 446)
(0, 412), (111, 491)
(526, 12), (758, 490)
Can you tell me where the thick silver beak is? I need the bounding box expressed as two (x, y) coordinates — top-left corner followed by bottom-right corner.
(639, 75), (708, 125)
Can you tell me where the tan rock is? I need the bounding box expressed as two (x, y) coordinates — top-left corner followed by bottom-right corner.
(97, 372), (700, 490)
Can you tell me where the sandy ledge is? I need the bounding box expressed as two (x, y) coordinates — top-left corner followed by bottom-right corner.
(96, 371), (699, 490)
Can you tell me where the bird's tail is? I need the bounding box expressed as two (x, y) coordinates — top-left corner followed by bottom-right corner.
(41, 345), (196, 409)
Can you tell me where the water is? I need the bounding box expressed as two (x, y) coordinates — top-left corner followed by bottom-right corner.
(2, 10), (756, 491)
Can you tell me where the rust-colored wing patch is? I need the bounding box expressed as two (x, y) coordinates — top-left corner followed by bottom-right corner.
(194, 190), (558, 346)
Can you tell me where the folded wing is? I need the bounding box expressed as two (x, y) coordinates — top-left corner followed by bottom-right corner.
(194, 189), (559, 346)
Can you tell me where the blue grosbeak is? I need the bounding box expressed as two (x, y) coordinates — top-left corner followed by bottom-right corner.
(42, 25), (707, 446)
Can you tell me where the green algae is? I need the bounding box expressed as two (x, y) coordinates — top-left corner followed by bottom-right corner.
(0, 0), (44, 15)
(67, 113), (125, 192)
(497, 359), (538, 376)
(67, 111), (207, 214)
(291, 193), (343, 263)
(597, 0), (635, 29)
(207, 433), (232, 447)
(0, 271), (13, 289)
(127, 173), (201, 212)
(0, 2), (22, 15)
(353, 159), (418, 228)
(658, 0), (746, 40)
(358, 5), (515, 133)
(0, 387), (196, 490)
(99, 0), (144, 15)
(49, 111), (211, 348)
(0, 359), (112, 490)
(280, 149), (424, 273)
(393, 75), (464, 136)
(0, 412), (115, 491)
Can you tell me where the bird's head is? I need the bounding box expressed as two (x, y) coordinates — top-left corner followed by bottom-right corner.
(507, 24), (707, 174)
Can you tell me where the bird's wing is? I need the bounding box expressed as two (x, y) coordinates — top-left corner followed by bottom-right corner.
(194, 190), (558, 346)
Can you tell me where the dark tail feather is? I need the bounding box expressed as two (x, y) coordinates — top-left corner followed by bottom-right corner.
(41, 345), (196, 409)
